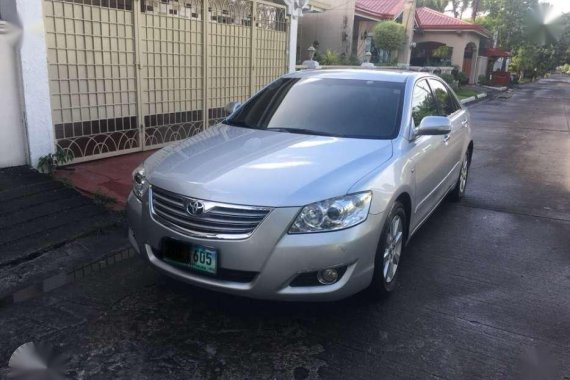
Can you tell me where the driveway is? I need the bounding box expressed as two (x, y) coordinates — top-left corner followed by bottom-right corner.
(1, 77), (569, 379)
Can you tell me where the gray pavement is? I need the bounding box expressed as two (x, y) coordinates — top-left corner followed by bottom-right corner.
(1, 76), (569, 379)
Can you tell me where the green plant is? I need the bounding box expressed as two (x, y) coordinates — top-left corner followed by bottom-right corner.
(456, 71), (469, 86)
(432, 45), (453, 59)
(340, 54), (361, 66)
(437, 73), (458, 90)
(372, 21), (407, 62)
(319, 49), (340, 65)
(438, 73), (455, 85)
(37, 146), (73, 174)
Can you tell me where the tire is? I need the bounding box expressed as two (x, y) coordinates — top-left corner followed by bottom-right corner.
(449, 149), (471, 202)
(368, 201), (407, 298)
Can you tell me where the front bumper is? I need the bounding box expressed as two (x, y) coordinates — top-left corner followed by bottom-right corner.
(127, 191), (384, 301)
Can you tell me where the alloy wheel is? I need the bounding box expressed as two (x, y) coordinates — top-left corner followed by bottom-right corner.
(383, 215), (403, 283)
(459, 154), (469, 193)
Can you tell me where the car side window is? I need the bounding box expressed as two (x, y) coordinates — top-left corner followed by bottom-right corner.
(428, 79), (461, 116)
(411, 80), (438, 127)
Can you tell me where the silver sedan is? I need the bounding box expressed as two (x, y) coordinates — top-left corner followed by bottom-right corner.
(127, 69), (473, 301)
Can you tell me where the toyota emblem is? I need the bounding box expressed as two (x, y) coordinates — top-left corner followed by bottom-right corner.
(186, 199), (205, 215)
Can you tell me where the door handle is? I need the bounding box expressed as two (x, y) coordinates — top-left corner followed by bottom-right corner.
(461, 119), (469, 126)
(443, 134), (450, 143)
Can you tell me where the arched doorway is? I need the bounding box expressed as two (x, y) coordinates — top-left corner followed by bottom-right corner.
(463, 42), (477, 82)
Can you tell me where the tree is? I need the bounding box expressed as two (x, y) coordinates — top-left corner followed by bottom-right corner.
(450, 0), (469, 18)
(372, 21), (407, 63)
(416, 0), (448, 12)
(471, 0), (480, 20)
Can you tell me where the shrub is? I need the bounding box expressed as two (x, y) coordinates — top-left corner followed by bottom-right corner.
(457, 71), (469, 86)
(438, 73), (455, 85)
(319, 49), (340, 65)
(37, 146), (73, 174)
(341, 54), (361, 66)
(438, 73), (458, 90)
(372, 21), (406, 62)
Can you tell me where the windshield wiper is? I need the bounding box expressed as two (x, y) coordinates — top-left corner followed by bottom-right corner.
(267, 128), (338, 137)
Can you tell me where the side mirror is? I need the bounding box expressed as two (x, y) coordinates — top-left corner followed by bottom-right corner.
(415, 116), (451, 136)
(225, 101), (242, 115)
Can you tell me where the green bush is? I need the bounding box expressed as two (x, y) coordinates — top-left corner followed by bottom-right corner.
(319, 49), (340, 65)
(438, 73), (458, 90)
(438, 73), (455, 85)
(341, 54), (361, 66)
(372, 21), (406, 63)
(457, 71), (469, 85)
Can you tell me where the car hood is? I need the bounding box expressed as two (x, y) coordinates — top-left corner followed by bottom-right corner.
(145, 124), (393, 207)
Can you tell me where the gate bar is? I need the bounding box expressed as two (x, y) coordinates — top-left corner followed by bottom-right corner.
(202, 0), (209, 130)
(133, 0), (145, 150)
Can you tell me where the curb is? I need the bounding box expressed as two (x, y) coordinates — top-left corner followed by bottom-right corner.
(481, 85), (508, 92)
(0, 247), (138, 308)
(461, 92), (488, 105)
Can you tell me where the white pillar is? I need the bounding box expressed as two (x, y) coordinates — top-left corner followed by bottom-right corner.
(283, 0), (308, 73)
(288, 15), (298, 73)
(0, 19), (27, 167)
(0, 0), (55, 167)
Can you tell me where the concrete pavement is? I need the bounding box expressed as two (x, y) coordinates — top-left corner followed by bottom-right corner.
(1, 76), (569, 379)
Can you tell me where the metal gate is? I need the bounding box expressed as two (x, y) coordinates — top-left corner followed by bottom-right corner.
(43, 0), (288, 163)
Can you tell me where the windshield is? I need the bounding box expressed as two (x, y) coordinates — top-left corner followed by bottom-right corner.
(225, 77), (405, 139)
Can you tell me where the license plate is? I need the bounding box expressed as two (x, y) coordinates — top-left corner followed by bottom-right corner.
(190, 245), (218, 275)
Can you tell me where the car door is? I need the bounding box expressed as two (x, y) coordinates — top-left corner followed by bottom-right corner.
(427, 79), (469, 192)
(409, 79), (450, 226)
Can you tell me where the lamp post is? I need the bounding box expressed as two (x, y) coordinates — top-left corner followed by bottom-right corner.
(282, 0), (309, 73)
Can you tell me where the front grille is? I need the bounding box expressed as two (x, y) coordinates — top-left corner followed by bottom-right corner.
(150, 186), (271, 239)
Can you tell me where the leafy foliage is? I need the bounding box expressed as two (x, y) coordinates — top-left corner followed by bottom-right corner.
(474, 0), (570, 78)
(372, 21), (407, 55)
(438, 73), (456, 87)
(37, 146), (73, 174)
(319, 49), (340, 65)
(416, 0), (448, 12)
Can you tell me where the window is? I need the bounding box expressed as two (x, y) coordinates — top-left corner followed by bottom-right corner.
(427, 79), (461, 116)
(411, 80), (438, 127)
(226, 77), (405, 139)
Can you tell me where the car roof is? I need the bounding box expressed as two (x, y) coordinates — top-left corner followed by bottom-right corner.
(283, 69), (428, 83)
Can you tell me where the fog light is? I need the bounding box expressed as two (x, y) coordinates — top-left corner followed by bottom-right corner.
(317, 268), (339, 285)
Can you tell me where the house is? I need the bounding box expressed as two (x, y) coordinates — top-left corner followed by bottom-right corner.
(412, 7), (491, 83)
(298, 0), (492, 83)
(0, 0), (302, 168)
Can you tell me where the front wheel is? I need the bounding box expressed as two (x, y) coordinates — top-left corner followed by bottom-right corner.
(449, 150), (471, 201)
(368, 202), (407, 298)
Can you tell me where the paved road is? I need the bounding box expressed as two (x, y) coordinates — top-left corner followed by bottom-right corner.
(1, 77), (569, 380)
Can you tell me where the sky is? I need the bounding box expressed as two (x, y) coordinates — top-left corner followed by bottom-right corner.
(547, 0), (570, 15)
(449, 0), (570, 21)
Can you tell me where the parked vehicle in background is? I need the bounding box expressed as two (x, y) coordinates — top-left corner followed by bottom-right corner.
(127, 70), (473, 301)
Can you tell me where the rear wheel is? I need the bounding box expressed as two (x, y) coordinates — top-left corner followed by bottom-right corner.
(449, 150), (471, 201)
(368, 202), (406, 298)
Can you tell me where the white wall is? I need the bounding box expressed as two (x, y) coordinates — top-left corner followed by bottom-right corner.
(0, 0), (54, 168)
(298, 0), (356, 60)
(0, 20), (27, 168)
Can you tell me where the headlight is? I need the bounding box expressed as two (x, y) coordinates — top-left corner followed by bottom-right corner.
(132, 165), (147, 201)
(289, 192), (372, 233)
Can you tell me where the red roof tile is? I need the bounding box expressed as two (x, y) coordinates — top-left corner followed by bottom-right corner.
(355, 0), (405, 20)
(415, 7), (490, 36)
